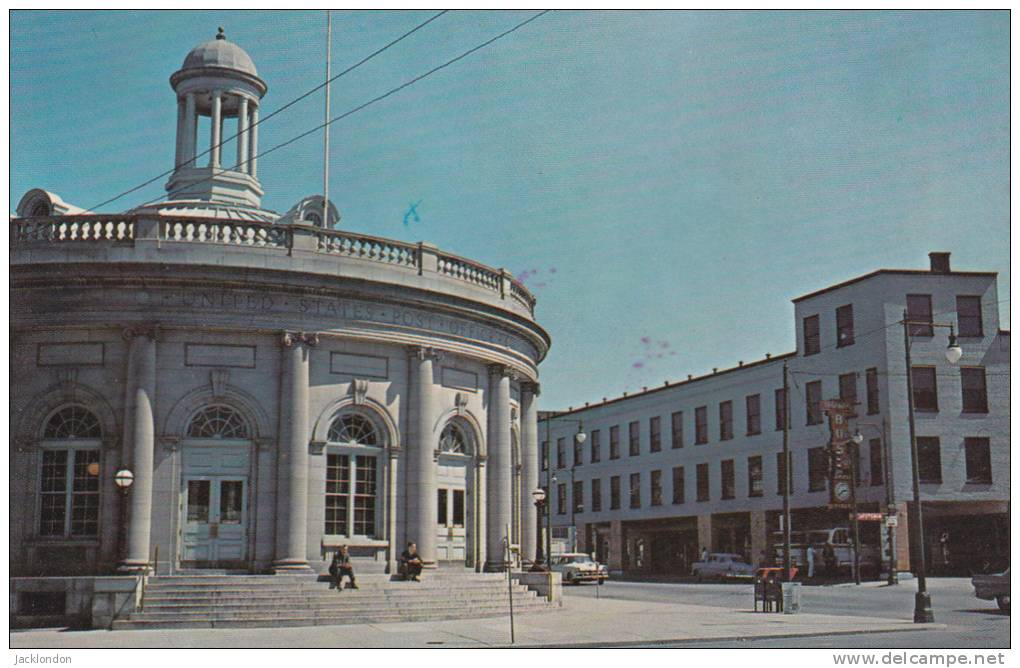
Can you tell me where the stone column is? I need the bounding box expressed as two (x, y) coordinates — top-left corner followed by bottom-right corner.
(519, 381), (540, 566)
(485, 365), (513, 571)
(475, 458), (486, 571)
(248, 106), (259, 178)
(119, 325), (157, 572)
(273, 331), (317, 572)
(237, 96), (250, 172)
(209, 90), (222, 168)
(183, 93), (197, 167)
(387, 449), (399, 574)
(749, 510), (767, 568)
(174, 98), (186, 168)
(407, 346), (441, 566)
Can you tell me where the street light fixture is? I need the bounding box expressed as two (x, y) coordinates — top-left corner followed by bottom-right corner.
(901, 312), (961, 623)
(530, 488), (548, 572)
(114, 468), (135, 494)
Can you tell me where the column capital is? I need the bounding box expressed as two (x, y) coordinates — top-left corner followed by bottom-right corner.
(407, 345), (442, 362)
(521, 381), (541, 397)
(122, 323), (159, 341)
(281, 331), (319, 348)
(488, 363), (518, 381)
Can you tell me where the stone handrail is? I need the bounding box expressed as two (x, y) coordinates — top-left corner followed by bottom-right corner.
(11, 215), (536, 315)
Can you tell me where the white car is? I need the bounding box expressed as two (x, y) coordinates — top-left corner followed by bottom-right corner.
(691, 553), (755, 581)
(550, 553), (609, 584)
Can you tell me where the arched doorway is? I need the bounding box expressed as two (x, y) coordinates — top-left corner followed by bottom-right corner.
(436, 420), (475, 565)
(180, 404), (253, 568)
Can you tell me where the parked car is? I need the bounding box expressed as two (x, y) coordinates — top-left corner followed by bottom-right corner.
(972, 568), (1010, 613)
(550, 553), (609, 584)
(691, 553), (755, 581)
(771, 528), (881, 576)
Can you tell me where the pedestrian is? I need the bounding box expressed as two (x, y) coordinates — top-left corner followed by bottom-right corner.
(700, 546), (709, 562)
(823, 542), (837, 577)
(401, 541), (424, 581)
(805, 544), (815, 578)
(939, 531), (951, 572)
(329, 545), (358, 591)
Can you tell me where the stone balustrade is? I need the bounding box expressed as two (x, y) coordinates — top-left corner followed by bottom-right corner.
(11, 215), (536, 315)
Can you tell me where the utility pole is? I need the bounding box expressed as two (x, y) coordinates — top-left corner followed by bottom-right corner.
(322, 10), (331, 228)
(782, 360), (792, 582)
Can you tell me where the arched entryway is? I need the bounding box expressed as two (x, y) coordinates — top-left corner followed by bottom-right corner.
(180, 404), (254, 568)
(436, 420), (476, 565)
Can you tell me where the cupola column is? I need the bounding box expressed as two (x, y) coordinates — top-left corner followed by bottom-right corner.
(174, 98), (186, 168)
(183, 92), (197, 168)
(209, 90), (222, 169)
(237, 95), (249, 172)
(249, 106), (259, 178)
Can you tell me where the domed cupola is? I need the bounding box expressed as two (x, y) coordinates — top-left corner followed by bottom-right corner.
(165, 28), (268, 208)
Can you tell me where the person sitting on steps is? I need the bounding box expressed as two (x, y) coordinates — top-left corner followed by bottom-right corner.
(400, 542), (424, 581)
(329, 545), (358, 591)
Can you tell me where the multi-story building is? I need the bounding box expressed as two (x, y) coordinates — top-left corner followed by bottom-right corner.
(542, 252), (1008, 577)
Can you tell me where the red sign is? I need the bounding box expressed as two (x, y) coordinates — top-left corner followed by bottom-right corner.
(854, 513), (884, 521)
(822, 399), (856, 508)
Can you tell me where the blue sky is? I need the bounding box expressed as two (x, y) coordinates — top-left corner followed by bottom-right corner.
(11, 10), (1009, 409)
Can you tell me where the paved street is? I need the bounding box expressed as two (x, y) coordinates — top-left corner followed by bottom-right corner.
(564, 576), (1008, 648)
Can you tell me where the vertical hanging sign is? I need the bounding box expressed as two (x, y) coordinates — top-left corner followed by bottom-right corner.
(821, 399), (855, 509)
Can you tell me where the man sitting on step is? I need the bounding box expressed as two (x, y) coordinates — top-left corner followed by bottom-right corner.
(329, 545), (358, 591)
(400, 542), (424, 581)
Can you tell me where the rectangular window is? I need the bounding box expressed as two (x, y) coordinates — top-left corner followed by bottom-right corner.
(748, 455), (763, 497)
(776, 451), (792, 495)
(964, 437), (992, 484)
(808, 447), (827, 492)
(866, 368), (880, 415)
(719, 401), (733, 441)
(573, 480), (584, 514)
(695, 406), (708, 444)
(911, 367), (938, 412)
(961, 367), (989, 413)
(649, 416), (662, 452)
(452, 489), (465, 527)
(672, 466), (685, 504)
(907, 294), (934, 336)
(556, 438), (566, 469)
(40, 449), (101, 538)
(836, 304), (855, 347)
(629, 473), (641, 508)
(957, 295), (983, 337)
(869, 439), (883, 486)
(573, 435), (584, 467)
(917, 437), (942, 484)
(775, 388), (787, 431)
(557, 483), (567, 515)
(610, 476), (621, 510)
(353, 456), (377, 536)
(721, 459), (735, 499)
(629, 421), (640, 456)
(590, 429), (601, 463)
(671, 411), (683, 449)
(609, 426), (620, 460)
(541, 441), (548, 471)
(839, 372), (858, 415)
(806, 380), (823, 425)
(746, 394), (761, 436)
(650, 470), (663, 506)
(437, 488), (448, 525)
(696, 463), (709, 502)
(591, 478), (602, 512)
(325, 453), (351, 535)
(803, 314), (821, 355)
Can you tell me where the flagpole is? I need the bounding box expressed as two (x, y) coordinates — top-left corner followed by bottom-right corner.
(322, 10), (332, 228)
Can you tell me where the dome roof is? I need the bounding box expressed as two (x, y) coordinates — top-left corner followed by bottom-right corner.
(181, 28), (257, 76)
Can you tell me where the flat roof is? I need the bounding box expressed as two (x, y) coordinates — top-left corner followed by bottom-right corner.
(792, 269), (997, 304)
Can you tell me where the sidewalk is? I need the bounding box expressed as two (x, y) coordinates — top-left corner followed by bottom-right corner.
(10, 594), (941, 648)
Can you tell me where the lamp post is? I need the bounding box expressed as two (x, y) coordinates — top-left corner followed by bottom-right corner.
(543, 416), (585, 565)
(530, 488), (548, 572)
(853, 420), (897, 586)
(901, 312), (962, 623)
(114, 469), (135, 568)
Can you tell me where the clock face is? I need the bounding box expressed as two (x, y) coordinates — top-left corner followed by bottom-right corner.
(834, 481), (851, 501)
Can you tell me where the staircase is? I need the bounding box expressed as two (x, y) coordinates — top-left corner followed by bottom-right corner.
(111, 570), (554, 629)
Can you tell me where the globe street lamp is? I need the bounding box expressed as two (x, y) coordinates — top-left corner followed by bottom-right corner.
(114, 469), (135, 569)
(114, 468), (135, 494)
(901, 312), (961, 623)
(530, 488), (548, 572)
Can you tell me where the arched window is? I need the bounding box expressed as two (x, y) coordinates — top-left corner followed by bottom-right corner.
(43, 405), (102, 439)
(327, 413), (379, 446)
(39, 405), (101, 538)
(439, 422), (470, 455)
(187, 405), (251, 439)
(325, 412), (382, 539)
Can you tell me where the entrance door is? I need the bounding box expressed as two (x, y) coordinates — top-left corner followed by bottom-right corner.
(182, 476), (248, 564)
(436, 456), (470, 563)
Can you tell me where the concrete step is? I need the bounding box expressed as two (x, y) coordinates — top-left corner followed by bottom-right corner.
(143, 586), (533, 602)
(112, 603), (555, 630)
(141, 592), (537, 612)
(143, 583), (523, 597)
(137, 597), (542, 617)
(147, 573), (505, 586)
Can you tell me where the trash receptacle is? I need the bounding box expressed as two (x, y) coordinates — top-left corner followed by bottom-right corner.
(781, 582), (801, 614)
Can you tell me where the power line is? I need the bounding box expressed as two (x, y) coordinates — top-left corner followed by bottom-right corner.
(140, 10), (553, 209)
(87, 10), (449, 212)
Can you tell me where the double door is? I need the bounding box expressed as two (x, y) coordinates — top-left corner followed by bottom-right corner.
(436, 456), (470, 563)
(182, 476), (248, 564)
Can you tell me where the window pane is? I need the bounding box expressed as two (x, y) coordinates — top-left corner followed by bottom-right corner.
(187, 480), (211, 523)
(695, 406), (708, 444)
(629, 473), (641, 508)
(41, 450), (68, 493)
(609, 426), (620, 459)
(964, 437), (992, 484)
(803, 315), (820, 355)
(917, 437), (942, 483)
(610, 476), (620, 509)
(649, 416), (661, 452)
(721, 459), (735, 499)
(806, 381), (823, 425)
(353, 456), (376, 536)
(219, 480), (243, 524)
(907, 294), (934, 336)
(961, 367), (988, 413)
(748, 456), (763, 497)
(866, 368), (880, 414)
(719, 401), (733, 441)
(808, 447), (827, 492)
(556, 438), (565, 469)
(696, 463), (709, 501)
(452, 489), (465, 526)
(672, 466), (685, 504)
(70, 491), (99, 536)
(836, 304), (855, 347)
(573, 480), (584, 513)
(776, 451), (793, 495)
(671, 411), (683, 449)
(650, 470), (662, 506)
(911, 367), (938, 412)
(541, 441), (548, 471)
(629, 421), (640, 456)
(746, 394), (761, 436)
(325, 454), (350, 535)
(839, 373), (858, 414)
(188, 404), (250, 439)
(775, 388), (787, 431)
(557, 484), (566, 515)
(869, 439), (884, 486)
(591, 479), (602, 512)
(590, 430), (601, 463)
(957, 296), (983, 337)
(39, 493), (66, 536)
(44, 406), (101, 439)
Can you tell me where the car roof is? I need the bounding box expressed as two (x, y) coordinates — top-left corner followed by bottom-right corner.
(557, 552), (590, 557)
